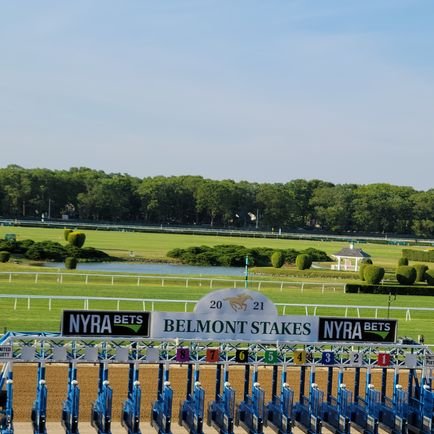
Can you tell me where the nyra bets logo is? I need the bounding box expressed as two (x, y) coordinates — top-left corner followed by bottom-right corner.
(62, 310), (150, 337)
(318, 318), (397, 343)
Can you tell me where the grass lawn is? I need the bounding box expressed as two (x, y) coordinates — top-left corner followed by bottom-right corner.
(0, 226), (410, 267)
(0, 226), (433, 345)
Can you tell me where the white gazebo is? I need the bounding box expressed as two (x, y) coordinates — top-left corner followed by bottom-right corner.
(331, 243), (371, 271)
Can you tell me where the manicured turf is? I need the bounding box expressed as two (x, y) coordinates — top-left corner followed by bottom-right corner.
(0, 225), (409, 267)
(0, 226), (433, 344)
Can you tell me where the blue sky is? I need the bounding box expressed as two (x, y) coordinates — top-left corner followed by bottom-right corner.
(1, 1), (433, 190)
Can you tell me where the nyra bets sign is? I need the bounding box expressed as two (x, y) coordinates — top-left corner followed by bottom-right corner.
(62, 310), (151, 337)
(151, 288), (318, 343)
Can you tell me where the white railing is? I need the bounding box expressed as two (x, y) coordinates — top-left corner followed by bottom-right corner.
(0, 293), (433, 321)
(0, 271), (346, 293)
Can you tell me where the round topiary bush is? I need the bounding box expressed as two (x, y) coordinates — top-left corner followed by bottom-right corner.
(271, 251), (285, 268)
(295, 254), (312, 270)
(64, 228), (73, 241)
(426, 269), (434, 286)
(396, 266), (417, 285)
(363, 265), (385, 284)
(67, 231), (86, 248)
(398, 257), (409, 266)
(414, 264), (428, 282)
(65, 257), (78, 270)
(359, 259), (373, 281)
(0, 251), (11, 263)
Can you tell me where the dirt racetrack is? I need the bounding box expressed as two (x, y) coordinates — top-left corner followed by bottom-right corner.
(9, 363), (395, 424)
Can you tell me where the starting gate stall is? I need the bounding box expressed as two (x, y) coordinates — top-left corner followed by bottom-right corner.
(61, 362), (80, 434)
(179, 363), (205, 434)
(265, 364), (295, 434)
(0, 361), (13, 434)
(31, 362), (48, 434)
(319, 368), (352, 434)
(121, 362), (141, 434)
(235, 364), (265, 434)
(151, 362), (173, 434)
(207, 363), (236, 434)
(0, 288), (434, 434)
(91, 359), (113, 434)
(293, 365), (323, 434)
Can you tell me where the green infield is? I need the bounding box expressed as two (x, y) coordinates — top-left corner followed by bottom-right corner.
(0, 226), (432, 344)
(0, 275), (433, 343)
(0, 225), (409, 267)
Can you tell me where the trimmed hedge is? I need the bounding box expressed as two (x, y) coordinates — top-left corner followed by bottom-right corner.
(67, 231), (86, 248)
(346, 283), (434, 296)
(402, 248), (434, 263)
(414, 264), (428, 283)
(426, 269), (434, 286)
(396, 266), (416, 285)
(0, 251), (11, 263)
(295, 254), (312, 270)
(65, 257), (78, 269)
(64, 228), (73, 241)
(363, 265), (385, 284)
(398, 257), (409, 266)
(271, 251), (285, 268)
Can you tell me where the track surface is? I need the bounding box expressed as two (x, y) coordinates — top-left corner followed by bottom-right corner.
(10, 364), (392, 433)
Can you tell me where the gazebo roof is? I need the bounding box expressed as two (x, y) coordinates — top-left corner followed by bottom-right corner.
(332, 247), (371, 258)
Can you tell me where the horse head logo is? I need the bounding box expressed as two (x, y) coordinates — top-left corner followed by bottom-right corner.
(224, 293), (253, 312)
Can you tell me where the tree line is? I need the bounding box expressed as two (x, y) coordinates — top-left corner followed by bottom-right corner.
(1, 165), (434, 237)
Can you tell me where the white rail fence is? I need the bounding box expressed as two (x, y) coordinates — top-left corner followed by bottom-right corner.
(0, 294), (432, 321)
(0, 271), (345, 293)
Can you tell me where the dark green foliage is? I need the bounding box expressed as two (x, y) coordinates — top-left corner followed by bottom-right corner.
(25, 241), (67, 261)
(167, 244), (328, 267)
(0, 251), (11, 262)
(67, 231), (86, 248)
(363, 265), (385, 284)
(396, 266), (417, 285)
(15, 239), (35, 253)
(414, 264), (428, 282)
(0, 240), (16, 252)
(402, 249), (434, 263)
(248, 248), (275, 266)
(299, 248), (331, 262)
(425, 269), (434, 286)
(64, 228), (73, 241)
(398, 257), (409, 266)
(295, 254), (312, 270)
(359, 263), (367, 281)
(64, 245), (110, 261)
(271, 251), (285, 268)
(283, 249), (300, 264)
(65, 256), (78, 269)
(346, 284), (434, 296)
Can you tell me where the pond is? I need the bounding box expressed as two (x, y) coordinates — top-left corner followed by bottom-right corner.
(44, 261), (245, 276)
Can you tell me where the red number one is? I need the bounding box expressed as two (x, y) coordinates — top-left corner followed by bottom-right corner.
(377, 353), (391, 366)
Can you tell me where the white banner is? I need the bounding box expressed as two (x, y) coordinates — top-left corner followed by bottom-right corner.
(151, 311), (318, 342)
(150, 288), (318, 342)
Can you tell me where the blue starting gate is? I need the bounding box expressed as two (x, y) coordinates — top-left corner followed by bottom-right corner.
(0, 331), (433, 434)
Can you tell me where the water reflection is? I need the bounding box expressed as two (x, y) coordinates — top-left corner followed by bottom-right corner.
(45, 261), (245, 276)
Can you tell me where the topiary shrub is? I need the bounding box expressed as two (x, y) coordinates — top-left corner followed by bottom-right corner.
(359, 259), (373, 281)
(398, 257), (409, 266)
(64, 228), (73, 241)
(414, 264), (429, 282)
(0, 251), (11, 263)
(25, 241), (67, 261)
(396, 266), (417, 285)
(295, 254), (312, 270)
(67, 231), (86, 248)
(65, 256), (78, 270)
(271, 251), (285, 268)
(426, 269), (434, 286)
(364, 265), (385, 284)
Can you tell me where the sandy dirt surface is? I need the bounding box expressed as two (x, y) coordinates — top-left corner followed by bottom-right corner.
(7, 364), (396, 433)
